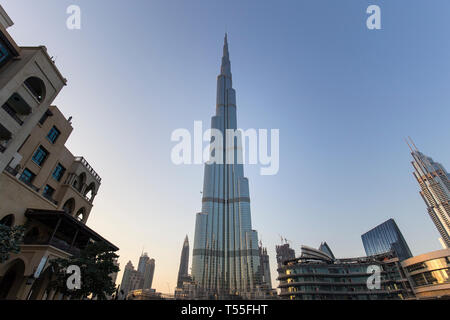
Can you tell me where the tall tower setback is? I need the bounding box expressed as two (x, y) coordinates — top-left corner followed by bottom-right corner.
(408, 141), (450, 248)
(191, 35), (261, 296)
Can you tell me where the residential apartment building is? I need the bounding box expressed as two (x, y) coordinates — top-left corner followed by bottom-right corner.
(277, 244), (414, 300)
(0, 5), (118, 300)
(0, 6), (66, 174)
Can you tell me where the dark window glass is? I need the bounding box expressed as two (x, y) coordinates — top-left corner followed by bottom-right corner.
(39, 109), (53, 125)
(39, 113), (48, 125)
(47, 126), (60, 144)
(52, 163), (66, 182)
(32, 146), (48, 166)
(0, 40), (11, 66)
(24, 77), (46, 102)
(19, 168), (35, 184)
(42, 185), (55, 199)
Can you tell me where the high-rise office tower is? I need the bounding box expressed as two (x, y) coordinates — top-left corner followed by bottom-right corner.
(257, 244), (272, 290)
(177, 235), (190, 288)
(120, 261), (143, 298)
(138, 252), (149, 274)
(137, 252), (155, 289)
(276, 243), (296, 268)
(143, 258), (155, 289)
(191, 35), (261, 296)
(362, 219), (412, 261)
(408, 142), (450, 248)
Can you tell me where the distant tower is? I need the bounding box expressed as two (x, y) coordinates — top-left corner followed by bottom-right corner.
(120, 261), (142, 298)
(138, 252), (149, 274)
(276, 243), (296, 268)
(137, 252), (155, 289)
(143, 258), (155, 289)
(408, 141), (450, 248)
(177, 235), (190, 288)
(258, 243), (272, 290)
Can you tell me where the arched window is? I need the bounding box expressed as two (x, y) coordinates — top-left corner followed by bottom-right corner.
(76, 208), (85, 222)
(0, 214), (14, 227)
(84, 183), (96, 201)
(73, 173), (86, 193)
(62, 198), (75, 214)
(24, 77), (46, 102)
(0, 259), (26, 299)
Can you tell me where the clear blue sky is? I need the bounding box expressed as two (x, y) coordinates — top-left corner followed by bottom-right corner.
(3, 0), (450, 293)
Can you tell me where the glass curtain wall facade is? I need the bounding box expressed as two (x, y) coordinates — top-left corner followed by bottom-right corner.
(362, 219), (412, 261)
(191, 35), (261, 297)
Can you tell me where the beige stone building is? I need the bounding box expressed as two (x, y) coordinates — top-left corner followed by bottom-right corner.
(0, 5), (118, 300)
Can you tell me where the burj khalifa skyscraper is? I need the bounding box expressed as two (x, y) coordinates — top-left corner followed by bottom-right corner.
(191, 35), (261, 297)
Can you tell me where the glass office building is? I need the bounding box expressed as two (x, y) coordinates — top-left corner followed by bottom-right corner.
(362, 219), (412, 261)
(191, 35), (261, 297)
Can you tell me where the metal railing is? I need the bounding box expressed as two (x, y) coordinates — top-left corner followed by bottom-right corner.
(74, 156), (101, 183)
(18, 175), (40, 193)
(23, 237), (81, 256)
(5, 165), (19, 176)
(2, 103), (24, 125)
(43, 192), (58, 206)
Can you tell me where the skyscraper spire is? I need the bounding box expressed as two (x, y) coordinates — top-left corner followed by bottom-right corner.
(221, 33), (231, 77)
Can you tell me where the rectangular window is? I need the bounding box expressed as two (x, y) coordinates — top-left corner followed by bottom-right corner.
(39, 113), (48, 125)
(32, 146), (49, 166)
(42, 185), (55, 200)
(39, 109), (53, 125)
(47, 126), (60, 144)
(19, 168), (35, 184)
(52, 163), (66, 182)
(0, 40), (11, 66)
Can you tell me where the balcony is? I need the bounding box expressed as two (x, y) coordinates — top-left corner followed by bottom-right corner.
(23, 236), (81, 257)
(0, 123), (12, 152)
(74, 156), (101, 183)
(2, 102), (24, 125)
(24, 209), (118, 255)
(4, 165), (18, 176)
